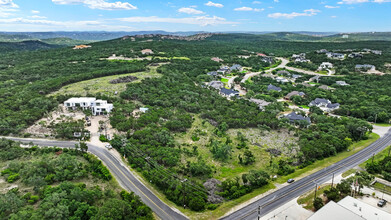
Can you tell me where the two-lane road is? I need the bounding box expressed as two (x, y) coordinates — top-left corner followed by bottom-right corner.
(221, 128), (391, 220)
(4, 137), (188, 220)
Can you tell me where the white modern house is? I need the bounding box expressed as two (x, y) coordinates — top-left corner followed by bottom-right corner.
(64, 97), (114, 115)
(319, 62), (333, 70)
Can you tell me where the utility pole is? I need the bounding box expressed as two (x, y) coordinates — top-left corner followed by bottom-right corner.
(372, 153), (375, 165)
(382, 185), (386, 200)
(258, 206), (262, 220)
(375, 113), (378, 124)
(331, 173), (335, 188)
(314, 183), (318, 200)
(181, 179), (188, 209)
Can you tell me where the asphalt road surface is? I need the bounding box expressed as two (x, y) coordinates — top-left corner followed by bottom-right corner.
(221, 128), (391, 220)
(4, 137), (188, 220)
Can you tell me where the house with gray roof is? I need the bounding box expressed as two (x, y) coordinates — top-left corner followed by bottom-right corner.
(309, 98), (331, 107)
(230, 64), (242, 72)
(355, 64), (375, 71)
(208, 81), (225, 90)
(219, 88), (239, 98)
(268, 84), (282, 92)
(250, 99), (271, 110)
(336, 81), (349, 86)
(207, 71), (218, 77)
(326, 103), (340, 112)
(285, 112), (311, 125)
(284, 91), (305, 100)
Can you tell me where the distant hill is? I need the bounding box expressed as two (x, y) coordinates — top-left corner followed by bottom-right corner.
(323, 32), (391, 41)
(40, 37), (92, 46)
(0, 40), (61, 53)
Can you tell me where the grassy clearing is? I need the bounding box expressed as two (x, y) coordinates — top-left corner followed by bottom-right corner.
(49, 66), (161, 97)
(374, 123), (391, 127)
(298, 184), (331, 210)
(220, 78), (229, 83)
(342, 169), (357, 178)
(360, 144), (391, 169)
(277, 133), (380, 184)
(373, 182), (391, 195)
(298, 105), (310, 109)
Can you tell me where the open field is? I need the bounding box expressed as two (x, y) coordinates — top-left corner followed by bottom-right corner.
(174, 116), (298, 181)
(373, 182), (391, 195)
(50, 66), (161, 97)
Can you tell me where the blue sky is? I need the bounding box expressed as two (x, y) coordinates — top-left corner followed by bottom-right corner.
(0, 0), (390, 32)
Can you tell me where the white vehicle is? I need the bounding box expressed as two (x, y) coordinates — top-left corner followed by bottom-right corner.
(105, 144), (112, 150)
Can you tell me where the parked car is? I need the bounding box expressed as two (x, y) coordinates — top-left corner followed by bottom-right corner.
(378, 199), (387, 207)
(287, 179), (295, 183)
(86, 121), (91, 126)
(105, 144), (112, 150)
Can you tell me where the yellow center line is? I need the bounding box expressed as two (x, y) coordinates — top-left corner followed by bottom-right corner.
(98, 151), (175, 220)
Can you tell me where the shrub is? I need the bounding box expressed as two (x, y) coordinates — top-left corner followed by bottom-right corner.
(7, 173), (20, 183)
(99, 135), (109, 142)
(188, 197), (206, 211)
(313, 197), (324, 211)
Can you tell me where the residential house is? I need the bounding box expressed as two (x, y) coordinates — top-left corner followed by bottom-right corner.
(292, 53), (310, 63)
(250, 99), (271, 110)
(268, 84), (282, 92)
(230, 64), (242, 72)
(348, 53), (363, 58)
(141, 49), (154, 55)
(140, 107), (149, 113)
(316, 49), (329, 54)
(284, 91), (305, 100)
(207, 71), (218, 77)
(336, 81), (349, 86)
(285, 112), (311, 125)
(309, 98), (331, 107)
(220, 88), (239, 98)
(355, 64), (376, 71)
(64, 97), (113, 116)
(261, 56), (274, 64)
(291, 74), (302, 80)
(208, 81), (225, 90)
(275, 77), (289, 83)
(64, 97), (97, 110)
(257, 53), (267, 57)
(217, 66), (230, 75)
(73, 45), (91, 50)
(277, 70), (291, 76)
(310, 75), (321, 83)
(211, 57), (224, 62)
(326, 103), (340, 112)
(318, 62), (333, 70)
(326, 52), (345, 59)
(91, 100), (114, 116)
(372, 50), (382, 55)
(318, 85), (334, 91)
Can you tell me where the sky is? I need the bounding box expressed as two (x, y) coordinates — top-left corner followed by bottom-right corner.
(0, 0), (390, 32)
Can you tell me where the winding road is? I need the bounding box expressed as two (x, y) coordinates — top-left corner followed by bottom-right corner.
(3, 137), (188, 220)
(220, 128), (391, 220)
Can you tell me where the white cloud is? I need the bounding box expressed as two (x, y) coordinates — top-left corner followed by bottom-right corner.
(252, 1), (261, 4)
(234, 7), (264, 12)
(178, 7), (204, 15)
(0, 17), (100, 26)
(31, 10), (40, 14)
(205, 1), (223, 8)
(268, 9), (320, 19)
(0, 0), (18, 8)
(325, 5), (340, 8)
(337, 0), (391, 4)
(274, 0), (279, 2)
(30, 15), (47, 19)
(52, 0), (137, 10)
(118, 16), (238, 26)
(0, 0), (18, 17)
(331, 15), (337, 18)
